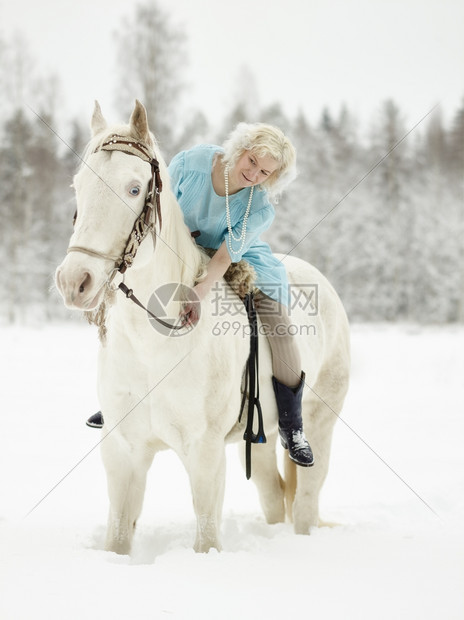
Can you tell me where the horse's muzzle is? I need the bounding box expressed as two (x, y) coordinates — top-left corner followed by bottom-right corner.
(55, 257), (106, 310)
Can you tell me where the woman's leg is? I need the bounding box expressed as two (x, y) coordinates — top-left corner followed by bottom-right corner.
(254, 293), (301, 388)
(255, 292), (314, 467)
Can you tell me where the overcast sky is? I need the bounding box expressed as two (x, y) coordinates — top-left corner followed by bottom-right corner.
(1, 0), (463, 131)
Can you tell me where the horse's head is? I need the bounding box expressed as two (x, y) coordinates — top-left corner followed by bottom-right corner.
(55, 100), (159, 310)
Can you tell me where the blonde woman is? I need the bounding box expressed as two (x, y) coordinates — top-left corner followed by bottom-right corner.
(171, 123), (313, 467)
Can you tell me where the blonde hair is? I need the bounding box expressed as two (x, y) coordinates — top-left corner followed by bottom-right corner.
(222, 122), (297, 198)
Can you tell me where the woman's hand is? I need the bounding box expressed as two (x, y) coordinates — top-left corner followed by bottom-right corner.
(180, 281), (208, 327)
(180, 300), (200, 327)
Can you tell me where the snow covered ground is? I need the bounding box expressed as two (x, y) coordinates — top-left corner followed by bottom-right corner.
(1, 322), (463, 620)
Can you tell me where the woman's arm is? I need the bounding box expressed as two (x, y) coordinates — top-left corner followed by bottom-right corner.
(181, 241), (232, 326)
(195, 241), (231, 301)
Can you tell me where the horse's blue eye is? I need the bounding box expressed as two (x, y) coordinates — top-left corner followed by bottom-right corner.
(129, 186), (140, 196)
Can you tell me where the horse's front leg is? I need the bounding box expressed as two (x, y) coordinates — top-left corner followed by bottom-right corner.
(184, 437), (226, 553)
(101, 430), (154, 555)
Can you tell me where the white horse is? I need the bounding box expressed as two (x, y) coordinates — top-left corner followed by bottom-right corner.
(55, 101), (350, 554)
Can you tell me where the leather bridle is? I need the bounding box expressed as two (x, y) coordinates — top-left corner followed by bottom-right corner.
(68, 134), (186, 332)
(68, 134), (162, 274)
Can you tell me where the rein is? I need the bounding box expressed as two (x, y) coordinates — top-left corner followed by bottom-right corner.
(68, 134), (183, 332)
(118, 282), (187, 332)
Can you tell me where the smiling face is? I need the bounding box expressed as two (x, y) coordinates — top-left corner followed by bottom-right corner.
(228, 150), (279, 192)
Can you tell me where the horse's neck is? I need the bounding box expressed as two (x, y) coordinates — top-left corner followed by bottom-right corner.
(158, 192), (204, 286)
(130, 191), (204, 293)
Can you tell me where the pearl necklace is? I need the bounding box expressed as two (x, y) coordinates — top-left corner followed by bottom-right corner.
(224, 164), (254, 256)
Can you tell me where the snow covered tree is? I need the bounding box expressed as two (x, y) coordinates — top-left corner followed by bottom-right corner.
(266, 111), (315, 255)
(424, 107), (448, 171)
(360, 100), (413, 319)
(171, 109), (210, 154)
(113, 0), (187, 159)
(448, 100), (464, 178)
(0, 109), (35, 321)
(446, 101), (464, 320)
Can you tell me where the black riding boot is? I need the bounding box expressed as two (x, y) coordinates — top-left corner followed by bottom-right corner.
(272, 372), (314, 467)
(86, 411), (104, 428)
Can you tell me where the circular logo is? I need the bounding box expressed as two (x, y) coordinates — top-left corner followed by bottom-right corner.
(147, 282), (200, 337)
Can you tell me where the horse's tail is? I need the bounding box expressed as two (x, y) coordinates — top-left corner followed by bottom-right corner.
(283, 453), (340, 529)
(283, 453), (297, 521)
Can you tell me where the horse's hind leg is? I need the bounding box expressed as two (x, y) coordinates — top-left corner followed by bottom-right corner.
(291, 396), (339, 534)
(101, 434), (153, 555)
(239, 434), (286, 524)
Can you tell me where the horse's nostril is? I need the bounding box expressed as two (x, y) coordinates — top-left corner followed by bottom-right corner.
(79, 273), (91, 294)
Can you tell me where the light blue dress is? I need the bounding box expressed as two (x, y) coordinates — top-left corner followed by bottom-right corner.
(168, 144), (290, 306)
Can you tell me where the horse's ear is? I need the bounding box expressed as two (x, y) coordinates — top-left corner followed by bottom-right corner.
(91, 101), (107, 136)
(130, 100), (153, 146)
